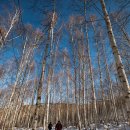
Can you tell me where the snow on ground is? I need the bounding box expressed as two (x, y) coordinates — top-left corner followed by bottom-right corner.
(10, 125), (130, 130)
(3, 123), (130, 130)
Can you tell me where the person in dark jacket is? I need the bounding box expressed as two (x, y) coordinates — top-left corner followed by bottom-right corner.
(48, 122), (53, 130)
(55, 121), (62, 130)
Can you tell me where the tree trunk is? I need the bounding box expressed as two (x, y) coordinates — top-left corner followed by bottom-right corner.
(91, 20), (107, 122)
(100, 0), (130, 124)
(84, 0), (97, 124)
(101, 39), (118, 122)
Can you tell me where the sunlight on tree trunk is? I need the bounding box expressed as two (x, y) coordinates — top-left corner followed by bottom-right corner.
(100, 0), (130, 124)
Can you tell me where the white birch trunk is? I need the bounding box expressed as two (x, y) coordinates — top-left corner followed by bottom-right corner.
(85, 24), (97, 123)
(84, 0), (97, 124)
(66, 69), (69, 126)
(101, 40), (118, 122)
(91, 20), (107, 122)
(100, 0), (130, 123)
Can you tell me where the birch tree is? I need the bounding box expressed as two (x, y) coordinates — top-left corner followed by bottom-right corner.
(100, 0), (130, 123)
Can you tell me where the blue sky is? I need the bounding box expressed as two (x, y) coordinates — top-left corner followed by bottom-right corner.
(0, 0), (121, 70)
(0, 0), (130, 90)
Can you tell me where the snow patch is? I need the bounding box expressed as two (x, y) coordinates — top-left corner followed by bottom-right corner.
(7, 123), (130, 130)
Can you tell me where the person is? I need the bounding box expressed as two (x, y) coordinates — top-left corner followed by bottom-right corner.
(48, 122), (53, 130)
(55, 121), (62, 130)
